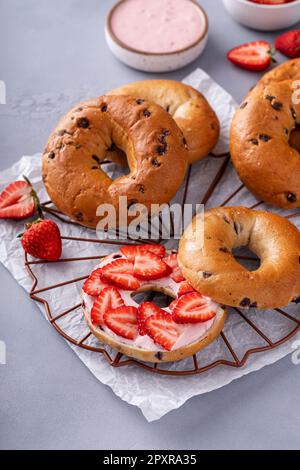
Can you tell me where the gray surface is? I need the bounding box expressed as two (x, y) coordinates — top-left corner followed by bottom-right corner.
(0, 0), (300, 450)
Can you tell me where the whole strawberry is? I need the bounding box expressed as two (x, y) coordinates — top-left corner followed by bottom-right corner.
(275, 30), (300, 58)
(21, 219), (62, 261)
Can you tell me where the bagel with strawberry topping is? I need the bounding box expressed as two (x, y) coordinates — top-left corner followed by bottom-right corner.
(82, 244), (226, 363)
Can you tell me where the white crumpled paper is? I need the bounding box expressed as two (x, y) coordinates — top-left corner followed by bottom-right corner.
(0, 69), (299, 422)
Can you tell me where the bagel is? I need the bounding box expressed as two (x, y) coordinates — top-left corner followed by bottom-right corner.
(230, 79), (300, 208)
(259, 58), (300, 87)
(82, 247), (226, 363)
(42, 95), (188, 228)
(110, 80), (220, 164)
(178, 207), (300, 310)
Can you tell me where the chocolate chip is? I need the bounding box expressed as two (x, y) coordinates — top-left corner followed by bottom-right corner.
(113, 254), (122, 259)
(291, 107), (297, 120)
(266, 95), (275, 102)
(183, 138), (188, 149)
(250, 139), (259, 146)
(91, 166), (99, 170)
(287, 193), (297, 203)
(285, 128), (289, 135)
(159, 135), (167, 144)
(48, 151), (55, 159)
(136, 98), (145, 105)
(107, 143), (116, 152)
(271, 101), (283, 111)
(220, 247), (230, 254)
(240, 102), (248, 109)
(203, 271), (213, 279)
(75, 211), (83, 222)
(293, 297), (300, 304)
(151, 158), (161, 167)
(240, 298), (251, 307)
(143, 109), (151, 118)
(259, 134), (271, 142)
(165, 105), (170, 113)
(155, 144), (167, 155)
(250, 302), (258, 309)
(162, 129), (171, 136)
(155, 352), (163, 360)
(138, 185), (145, 194)
(233, 222), (239, 235)
(223, 216), (230, 224)
(76, 107), (83, 112)
(101, 105), (107, 112)
(92, 155), (101, 164)
(77, 117), (90, 128)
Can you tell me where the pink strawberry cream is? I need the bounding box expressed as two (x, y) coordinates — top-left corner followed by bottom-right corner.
(82, 253), (223, 352)
(109, 0), (206, 54)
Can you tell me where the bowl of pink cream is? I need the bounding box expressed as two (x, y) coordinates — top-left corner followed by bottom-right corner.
(105, 0), (209, 72)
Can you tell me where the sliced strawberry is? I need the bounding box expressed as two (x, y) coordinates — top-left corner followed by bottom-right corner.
(101, 259), (140, 291)
(133, 252), (170, 281)
(164, 253), (184, 283)
(144, 312), (181, 351)
(91, 286), (124, 326)
(104, 306), (138, 340)
(178, 281), (196, 297)
(0, 180), (35, 219)
(250, 0), (289, 4)
(275, 30), (300, 59)
(83, 269), (108, 296)
(120, 243), (166, 261)
(172, 292), (217, 324)
(137, 302), (164, 336)
(227, 41), (275, 72)
(169, 298), (180, 312)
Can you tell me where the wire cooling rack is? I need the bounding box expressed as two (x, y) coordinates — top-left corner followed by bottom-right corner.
(24, 154), (300, 376)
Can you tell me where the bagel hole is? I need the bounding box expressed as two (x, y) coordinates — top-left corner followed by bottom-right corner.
(289, 126), (300, 153)
(100, 146), (130, 180)
(233, 247), (261, 272)
(131, 290), (174, 309)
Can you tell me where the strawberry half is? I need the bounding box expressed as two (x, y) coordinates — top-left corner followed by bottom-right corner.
(101, 258), (140, 291)
(91, 286), (124, 326)
(83, 269), (108, 297)
(120, 243), (166, 261)
(21, 219), (62, 261)
(227, 41), (275, 71)
(275, 30), (300, 59)
(172, 292), (217, 324)
(177, 281), (196, 297)
(144, 311), (181, 351)
(164, 253), (185, 283)
(133, 252), (170, 281)
(0, 180), (35, 219)
(137, 302), (164, 336)
(104, 306), (138, 340)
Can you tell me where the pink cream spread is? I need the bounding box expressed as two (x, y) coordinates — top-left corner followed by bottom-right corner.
(110, 0), (206, 54)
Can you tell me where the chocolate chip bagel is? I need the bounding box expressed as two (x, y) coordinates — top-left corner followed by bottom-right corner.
(110, 80), (220, 164)
(42, 95), (188, 228)
(178, 207), (300, 310)
(230, 79), (300, 208)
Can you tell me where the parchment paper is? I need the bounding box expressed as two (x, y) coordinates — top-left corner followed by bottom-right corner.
(0, 69), (299, 422)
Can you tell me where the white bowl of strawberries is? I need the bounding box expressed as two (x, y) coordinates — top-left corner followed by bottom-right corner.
(223, 0), (300, 31)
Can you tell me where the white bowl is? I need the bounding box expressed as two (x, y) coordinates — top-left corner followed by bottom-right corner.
(105, 0), (209, 73)
(223, 0), (300, 31)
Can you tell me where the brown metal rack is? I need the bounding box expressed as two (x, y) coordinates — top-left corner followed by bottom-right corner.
(24, 153), (300, 376)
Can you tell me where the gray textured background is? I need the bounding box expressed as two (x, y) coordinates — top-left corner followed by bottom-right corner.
(0, 0), (300, 450)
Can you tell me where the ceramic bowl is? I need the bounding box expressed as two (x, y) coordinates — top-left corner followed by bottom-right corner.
(223, 0), (300, 31)
(105, 0), (209, 73)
